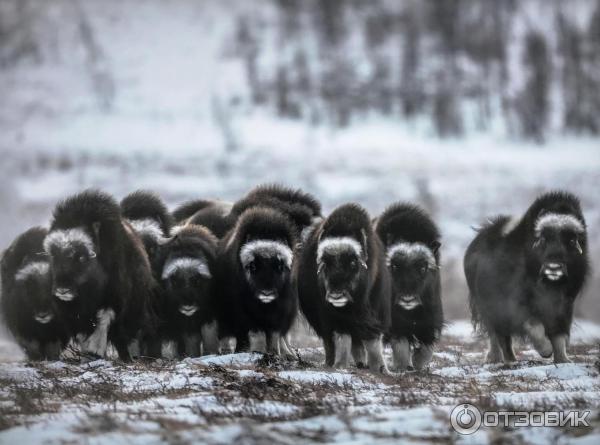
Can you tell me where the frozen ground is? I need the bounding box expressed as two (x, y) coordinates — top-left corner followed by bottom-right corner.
(1, 320), (599, 444)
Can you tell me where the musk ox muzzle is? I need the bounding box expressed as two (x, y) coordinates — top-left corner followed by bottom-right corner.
(326, 290), (352, 307)
(257, 289), (278, 304)
(540, 262), (568, 281)
(54, 287), (76, 302)
(395, 294), (422, 310)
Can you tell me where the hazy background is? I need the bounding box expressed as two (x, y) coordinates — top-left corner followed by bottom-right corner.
(0, 0), (599, 326)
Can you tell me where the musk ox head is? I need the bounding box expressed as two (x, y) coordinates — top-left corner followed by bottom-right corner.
(14, 260), (55, 324)
(316, 234), (368, 308)
(43, 227), (103, 302)
(161, 256), (212, 317)
(385, 241), (440, 310)
(530, 211), (586, 283)
(239, 239), (293, 304)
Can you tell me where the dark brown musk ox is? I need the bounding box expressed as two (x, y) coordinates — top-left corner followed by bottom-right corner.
(155, 224), (219, 357)
(215, 206), (298, 356)
(1, 227), (69, 360)
(43, 189), (159, 361)
(296, 203), (391, 373)
(375, 203), (443, 371)
(465, 191), (590, 364)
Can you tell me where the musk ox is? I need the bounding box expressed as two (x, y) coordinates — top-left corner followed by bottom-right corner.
(230, 184), (322, 241)
(172, 199), (233, 239)
(465, 191), (589, 364)
(296, 203), (391, 372)
(43, 190), (159, 361)
(216, 206), (297, 355)
(1, 227), (69, 360)
(375, 203), (443, 371)
(156, 224), (219, 357)
(120, 190), (172, 272)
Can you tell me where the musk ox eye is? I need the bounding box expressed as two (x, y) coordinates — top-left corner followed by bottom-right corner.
(420, 265), (428, 275)
(570, 238), (583, 254)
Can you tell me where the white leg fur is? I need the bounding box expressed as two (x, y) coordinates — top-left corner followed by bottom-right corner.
(279, 334), (295, 359)
(365, 335), (387, 373)
(81, 309), (115, 358)
(551, 334), (571, 363)
(333, 332), (352, 368)
(201, 321), (219, 355)
(524, 319), (553, 358)
(161, 340), (177, 359)
(391, 337), (412, 371)
(220, 337), (234, 355)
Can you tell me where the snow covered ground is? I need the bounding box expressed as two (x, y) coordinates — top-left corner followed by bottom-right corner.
(1, 320), (599, 444)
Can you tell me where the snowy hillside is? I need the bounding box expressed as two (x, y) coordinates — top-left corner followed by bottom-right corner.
(1, 320), (599, 444)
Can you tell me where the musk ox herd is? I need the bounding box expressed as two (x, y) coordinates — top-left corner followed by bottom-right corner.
(0, 185), (591, 373)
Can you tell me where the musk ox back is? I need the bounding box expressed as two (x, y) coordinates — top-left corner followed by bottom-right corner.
(173, 199), (234, 239)
(156, 224), (219, 357)
(465, 190), (589, 364)
(1, 227), (68, 360)
(216, 207), (297, 355)
(121, 190), (172, 274)
(296, 203), (391, 372)
(230, 184), (322, 240)
(44, 190), (158, 361)
(375, 203), (443, 371)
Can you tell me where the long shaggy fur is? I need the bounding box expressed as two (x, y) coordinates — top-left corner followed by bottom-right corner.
(1, 227), (69, 359)
(216, 207), (298, 352)
(375, 203), (444, 352)
(296, 203), (391, 367)
(47, 189), (159, 360)
(155, 225), (218, 357)
(464, 190), (589, 363)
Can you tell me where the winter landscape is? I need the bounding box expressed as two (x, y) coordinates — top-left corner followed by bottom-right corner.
(1, 0), (600, 443)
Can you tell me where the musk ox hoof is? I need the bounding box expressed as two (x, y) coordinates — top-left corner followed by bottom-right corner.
(554, 356), (572, 364)
(355, 361), (366, 369)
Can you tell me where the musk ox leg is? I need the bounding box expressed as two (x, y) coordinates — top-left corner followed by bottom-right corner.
(524, 320), (553, 358)
(365, 335), (387, 373)
(183, 334), (201, 357)
(279, 334), (295, 359)
(391, 337), (411, 371)
(333, 332), (352, 369)
(351, 338), (367, 368)
(81, 309), (115, 360)
(498, 336), (516, 363)
(551, 334), (571, 364)
(17, 337), (42, 361)
(413, 344), (434, 370)
(219, 337), (235, 355)
(201, 321), (219, 355)
(128, 339), (141, 358)
(161, 340), (178, 359)
(43, 341), (62, 360)
(486, 332), (504, 364)
(235, 332), (250, 353)
(323, 335), (335, 367)
(266, 331), (281, 355)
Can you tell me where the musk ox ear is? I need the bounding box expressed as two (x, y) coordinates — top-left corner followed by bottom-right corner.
(360, 229), (369, 262)
(430, 241), (441, 255)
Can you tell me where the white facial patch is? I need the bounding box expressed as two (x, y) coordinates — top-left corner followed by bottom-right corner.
(127, 218), (166, 242)
(317, 237), (362, 264)
(239, 240), (293, 269)
(162, 257), (212, 280)
(386, 242), (436, 268)
(43, 228), (96, 256)
(534, 213), (585, 237)
(15, 262), (49, 282)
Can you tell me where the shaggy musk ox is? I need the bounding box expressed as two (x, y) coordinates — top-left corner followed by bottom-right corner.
(296, 203), (391, 372)
(1, 227), (69, 360)
(216, 206), (297, 355)
(156, 224), (219, 357)
(120, 190), (172, 272)
(44, 190), (159, 360)
(375, 203), (443, 371)
(465, 191), (589, 364)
